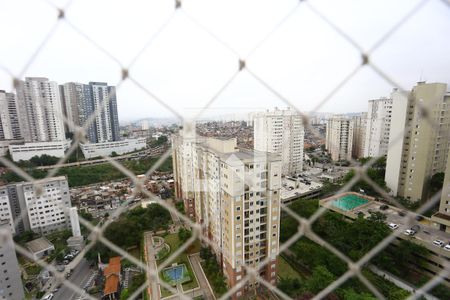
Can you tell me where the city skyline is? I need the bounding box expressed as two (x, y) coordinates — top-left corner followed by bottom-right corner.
(0, 0), (449, 121)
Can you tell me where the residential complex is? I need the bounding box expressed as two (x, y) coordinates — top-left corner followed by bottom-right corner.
(0, 78), (124, 161)
(325, 115), (354, 161)
(59, 81), (120, 143)
(0, 90), (21, 141)
(0, 176), (72, 236)
(253, 108), (304, 175)
(364, 97), (393, 158)
(172, 131), (282, 298)
(351, 113), (367, 159)
(432, 149), (450, 233)
(0, 222), (25, 300)
(385, 82), (450, 202)
(15, 77), (66, 143)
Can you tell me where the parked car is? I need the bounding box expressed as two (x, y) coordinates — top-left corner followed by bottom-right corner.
(403, 229), (415, 236)
(444, 244), (450, 251)
(41, 293), (54, 300)
(432, 240), (445, 247)
(388, 223), (399, 230)
(398, 211), (406, 217)
(380, 205), (389, 211)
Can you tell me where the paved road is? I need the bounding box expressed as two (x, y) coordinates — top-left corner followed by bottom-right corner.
(144, 231), (160, 300)
(52, 258), (93, 300)
(189, 253), (215, 300)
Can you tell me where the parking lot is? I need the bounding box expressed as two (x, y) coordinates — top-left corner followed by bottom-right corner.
(281, 176), (323, 203)
(355, 201), (450, 257)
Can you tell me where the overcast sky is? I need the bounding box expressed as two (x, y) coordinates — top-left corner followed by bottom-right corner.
(0, 0), (449, 123)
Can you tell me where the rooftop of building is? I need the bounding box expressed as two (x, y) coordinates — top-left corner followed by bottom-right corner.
(26, 237), (54, 254)
(0, 175), (68, 188)
(103, 256), (121, 296)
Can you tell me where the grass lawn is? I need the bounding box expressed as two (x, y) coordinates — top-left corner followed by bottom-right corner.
(277, 255), (304, 281)
(156, 233), (199, 295)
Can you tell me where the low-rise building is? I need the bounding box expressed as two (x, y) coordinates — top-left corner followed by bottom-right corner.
(80, 138), (146, 159)
(102, 256), (121, 300)
(0, 176), (72, 235)
(8, 140), (71, 161)
(25, 237), (55, 261)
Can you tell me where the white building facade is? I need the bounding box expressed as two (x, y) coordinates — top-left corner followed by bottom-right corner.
(253, 108), (304, 175)
(15, 77), (66, 143)
(80, 138), (146, 159)
(0, 90), (21, 141)
(0, 222), (25, 300)
(364, 97), (393, 158)
(0, 176), (72, 236)
(8, 140), (71, 161)
(326, 115), (354, 161)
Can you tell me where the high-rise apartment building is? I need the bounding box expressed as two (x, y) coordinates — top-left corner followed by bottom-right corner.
(59, 82), (120, 143)
(364, 97), (393, 158)
(325, 115), (354, 161)
(173, 132), (282, 299)
(385, 82), (450, 202)
(0, 222), (25, 300)
(352, 113), (367, 159)
(431, 150), (450, 233)
(253, 108), (304, 175)
(0, 90), (21, 140)
(15, 77), (66, 142)
(0, 176), (72, 235)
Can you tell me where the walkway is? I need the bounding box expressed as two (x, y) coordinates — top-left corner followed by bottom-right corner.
(188, 253), (215, 300)
(368, 265), (439, 300)
(145, 231), (160, 300)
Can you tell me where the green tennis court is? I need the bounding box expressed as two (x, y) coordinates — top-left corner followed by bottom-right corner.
(331, 194), (369, 211)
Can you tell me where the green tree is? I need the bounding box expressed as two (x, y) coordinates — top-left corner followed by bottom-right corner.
(178, 227), (192, 243)
(304, 266), (336, 294)
(368, 211), (387, 223)
(278, 278), (302, 297)
(340, 288), (376, 300)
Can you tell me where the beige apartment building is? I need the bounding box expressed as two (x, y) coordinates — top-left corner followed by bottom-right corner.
(325, 115), (354, 161)
(432, 150), (450, 233)
(352, 113), (367, 159)
(172, 132), (282, 299)
(385, 82), (450, 202)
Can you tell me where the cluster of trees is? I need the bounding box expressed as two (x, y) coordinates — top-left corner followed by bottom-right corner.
(199, 247), (227, 296)
(150, 135), (168, 147)
(178, 227), (192, 243)
(86, 204), (171, 262)
(279, 198), (417, 299)
(313, 212), (391, 261)
(343, 156), (387, 197)
(1, 155), (173, 187)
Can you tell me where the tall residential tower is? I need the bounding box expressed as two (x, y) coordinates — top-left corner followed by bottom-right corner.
(172, 132), (282, 299)
(385, 82), (450, 202)
(326, 115), (354, 161)
(253, 108), (304, 175)
(364, 97), (393, 158)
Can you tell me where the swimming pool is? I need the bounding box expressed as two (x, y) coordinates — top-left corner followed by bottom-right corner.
(162, 264), (190, 285)
(331, 194), (369, 211)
